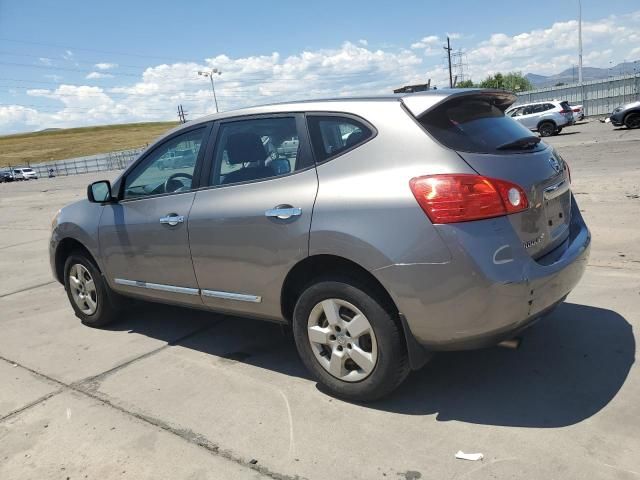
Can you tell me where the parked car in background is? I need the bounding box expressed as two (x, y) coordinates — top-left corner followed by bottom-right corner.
(0, 170), (14, 182)
(609, 100), (640, 129)
(50, 89), (590, 401)
(506, 100), (574, 137)
(571, 104), (584, 121)
(13, 167), (38, 180)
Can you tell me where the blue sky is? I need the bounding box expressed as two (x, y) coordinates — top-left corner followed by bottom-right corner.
(1, 0), (639, 133)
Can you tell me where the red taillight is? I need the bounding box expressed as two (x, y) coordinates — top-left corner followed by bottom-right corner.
(409, 174), (529, 224)
(572, 108), (580, 112)
(560, 109), (572, 114)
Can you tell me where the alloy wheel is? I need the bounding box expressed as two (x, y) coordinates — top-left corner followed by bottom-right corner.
(307, 298), (378, 382)
(626, 114), (640, 129)
(68, 263), (98, 315)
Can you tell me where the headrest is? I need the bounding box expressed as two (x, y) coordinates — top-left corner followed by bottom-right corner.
(226, 132), (266, 165)
(344, 130), (366, 148)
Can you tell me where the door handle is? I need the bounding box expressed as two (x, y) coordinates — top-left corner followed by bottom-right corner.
(159, 214), (184, 226)
(265, 207), (302, 220)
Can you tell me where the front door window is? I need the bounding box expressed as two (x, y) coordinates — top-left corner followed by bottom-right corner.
(124, 128), (206, 199)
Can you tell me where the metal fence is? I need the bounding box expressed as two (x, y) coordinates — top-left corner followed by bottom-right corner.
(7, 147), (146, 178)
(516, 73), (640, 117)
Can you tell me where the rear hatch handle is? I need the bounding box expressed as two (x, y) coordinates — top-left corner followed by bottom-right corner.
(543, 179), (570, 201)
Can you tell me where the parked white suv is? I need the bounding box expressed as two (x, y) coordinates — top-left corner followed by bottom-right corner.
(506, 100), (574, 137)
(13, 167), (38, 180)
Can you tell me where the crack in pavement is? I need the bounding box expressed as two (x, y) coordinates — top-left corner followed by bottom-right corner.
(0, 237), (49, 250)
(0, 280), (57, 298)
(0, 322), (306, 480)
(75, 320), (223, 393)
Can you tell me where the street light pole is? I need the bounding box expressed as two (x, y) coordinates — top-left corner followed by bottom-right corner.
(198, 68), (222, 113)
(578, 0), (583, 85)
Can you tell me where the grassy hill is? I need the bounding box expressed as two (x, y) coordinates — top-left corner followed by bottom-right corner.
(0, 121), (178, 167)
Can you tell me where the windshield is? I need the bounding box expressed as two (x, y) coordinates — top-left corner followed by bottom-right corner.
(419, 96), (546, 154)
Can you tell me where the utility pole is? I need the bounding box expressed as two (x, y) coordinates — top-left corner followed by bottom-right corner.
(198, 68), (222, 113)
(444, 37), (453, 88)
(578, 0), (583, 85)
(177, 104), (187, 123)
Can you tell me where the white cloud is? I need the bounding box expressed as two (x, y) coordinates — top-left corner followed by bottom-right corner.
(39, 57), (52, 66)
(2, 11), (640, 134)
(410, 35), (442, 57)
(463, 11), (640, 80)
(94, 62), (118, 70)
(44, 74), (63, 82)
(62, 50), (74, 60)
(86, 71), (114, 79)
(358, 39), (368, 46)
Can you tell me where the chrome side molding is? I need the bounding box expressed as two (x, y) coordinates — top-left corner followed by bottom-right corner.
(114, 278), (261, 303)
(201, 289), (262, 303)
(114, 278), (199, 296)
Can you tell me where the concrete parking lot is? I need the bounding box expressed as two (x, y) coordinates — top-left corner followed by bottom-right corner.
(1, 120), (638, 479)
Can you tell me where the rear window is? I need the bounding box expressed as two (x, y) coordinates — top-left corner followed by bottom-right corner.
(560, 101), (571, 111)
(307, 115), (373, 162)
(418, 96), (545, 154)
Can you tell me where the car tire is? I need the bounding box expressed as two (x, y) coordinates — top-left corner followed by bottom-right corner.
(64, 252), (120, 328)
(624, 113), (640, 129)
(538, 121), (556, 137)
(292, 278), (409, 402)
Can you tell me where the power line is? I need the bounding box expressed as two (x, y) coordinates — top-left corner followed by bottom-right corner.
(0, 37), (199, 63)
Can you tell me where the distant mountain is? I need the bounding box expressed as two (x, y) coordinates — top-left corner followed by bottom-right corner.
(525, 61), (639, 88)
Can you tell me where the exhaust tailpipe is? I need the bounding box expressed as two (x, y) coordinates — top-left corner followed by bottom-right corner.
(497, 337), (521, 350)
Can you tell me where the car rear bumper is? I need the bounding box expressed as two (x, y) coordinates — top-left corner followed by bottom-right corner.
(373, 200), (590, 350)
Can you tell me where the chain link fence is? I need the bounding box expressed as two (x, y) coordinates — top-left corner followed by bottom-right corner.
(5, 147), (146, 178)
(516, 73), (640, 117)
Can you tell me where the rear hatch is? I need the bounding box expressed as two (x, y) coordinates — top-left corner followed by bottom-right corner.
(406, 91), (571, 259)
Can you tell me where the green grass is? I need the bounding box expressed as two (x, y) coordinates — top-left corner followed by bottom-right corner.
(0, 122), (178, 167)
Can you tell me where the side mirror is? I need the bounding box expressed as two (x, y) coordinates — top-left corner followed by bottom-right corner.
(87, 180), (114, 203)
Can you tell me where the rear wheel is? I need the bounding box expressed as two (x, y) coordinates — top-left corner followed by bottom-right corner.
(292, 279), (409, 402)
(64, 252), (120, 327)
(538, 121), (556, 137)
(624, 113), (640, 129)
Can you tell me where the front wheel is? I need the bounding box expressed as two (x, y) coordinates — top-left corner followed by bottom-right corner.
(625, 113), (640, 129)
(292, 279), (409, 402)
(538, 122), (556, 137)
(64, 252), (120, 327)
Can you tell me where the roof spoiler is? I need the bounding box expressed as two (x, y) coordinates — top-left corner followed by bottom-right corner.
(401, 89), (518, 118)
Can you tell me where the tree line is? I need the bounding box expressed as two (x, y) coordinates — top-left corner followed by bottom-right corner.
(455, 72), (533, 92)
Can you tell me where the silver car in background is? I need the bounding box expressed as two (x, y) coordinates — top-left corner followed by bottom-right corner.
(50, 89), (590, 401)
(506, 100), (575, 137)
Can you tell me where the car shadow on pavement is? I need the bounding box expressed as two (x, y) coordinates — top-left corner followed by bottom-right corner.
(372, 302), (635, 427)
(108, 301), (633, 428)
(106, 301), (312, 380)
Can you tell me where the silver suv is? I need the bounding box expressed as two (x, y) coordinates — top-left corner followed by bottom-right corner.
(506, 100), (574, 137)
(50, 89), (590, 401)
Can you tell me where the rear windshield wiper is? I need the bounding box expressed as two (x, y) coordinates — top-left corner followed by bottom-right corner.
(496, 136), (541, 151)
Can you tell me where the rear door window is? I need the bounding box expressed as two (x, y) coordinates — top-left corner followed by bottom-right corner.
(307, 116), (373, 162)
(210, 116), (309, 186)
(531, 104), (545, 114)
(418, 95), (546, 154)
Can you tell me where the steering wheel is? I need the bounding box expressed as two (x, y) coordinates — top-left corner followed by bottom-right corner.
(164, 172), (193, 193)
